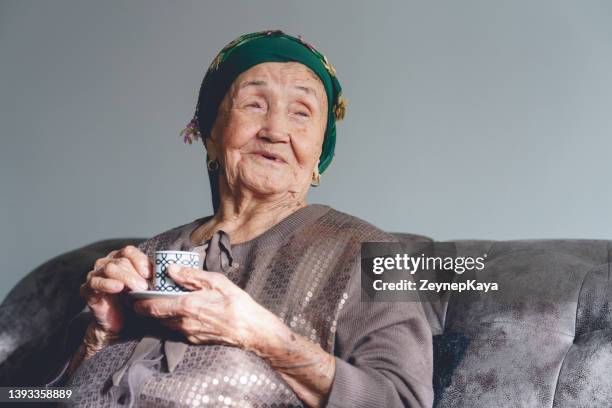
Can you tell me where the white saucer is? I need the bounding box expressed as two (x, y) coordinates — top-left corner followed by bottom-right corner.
(129, 291), (190, 299)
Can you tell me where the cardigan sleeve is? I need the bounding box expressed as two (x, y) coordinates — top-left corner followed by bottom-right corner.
(44, 308), (92, 386)
(326, 262), (434, 408)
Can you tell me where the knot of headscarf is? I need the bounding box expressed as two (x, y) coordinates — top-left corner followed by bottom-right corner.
(179, 30), (346, 212)
(107, 230), (236, 407)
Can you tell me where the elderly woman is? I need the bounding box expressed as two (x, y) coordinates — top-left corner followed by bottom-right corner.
(53, 30), (433, 407)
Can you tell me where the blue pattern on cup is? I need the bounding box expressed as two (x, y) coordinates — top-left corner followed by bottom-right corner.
(154, 251), (200, 292)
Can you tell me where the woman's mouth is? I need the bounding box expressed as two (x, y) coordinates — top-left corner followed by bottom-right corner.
(252, 151), (285, 163)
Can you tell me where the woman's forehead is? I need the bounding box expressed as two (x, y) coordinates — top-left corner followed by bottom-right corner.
(233, 62), (323, 92)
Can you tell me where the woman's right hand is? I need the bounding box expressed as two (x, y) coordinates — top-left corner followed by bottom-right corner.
(80, 245), (152, 336)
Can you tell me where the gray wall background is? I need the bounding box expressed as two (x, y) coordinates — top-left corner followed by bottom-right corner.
(2, 0), (611, 301)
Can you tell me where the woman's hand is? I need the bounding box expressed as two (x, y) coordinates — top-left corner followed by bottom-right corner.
(132, 265), (276, 351)
(65, 245), (153, 377)
(80, 245), (152, 339)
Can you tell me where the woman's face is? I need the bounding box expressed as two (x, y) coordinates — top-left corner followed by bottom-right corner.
(209, 62), (328, 200)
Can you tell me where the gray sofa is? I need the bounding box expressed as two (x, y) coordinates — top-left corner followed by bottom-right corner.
(0, 234), (610, 407)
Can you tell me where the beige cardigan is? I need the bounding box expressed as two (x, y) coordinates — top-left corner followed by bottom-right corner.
(51, 204), (433, 407)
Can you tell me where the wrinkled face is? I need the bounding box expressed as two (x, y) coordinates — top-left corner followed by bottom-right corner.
(208, 62), (328, 200)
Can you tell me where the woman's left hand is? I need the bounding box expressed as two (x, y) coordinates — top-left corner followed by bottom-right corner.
(132, 264), (278, 352)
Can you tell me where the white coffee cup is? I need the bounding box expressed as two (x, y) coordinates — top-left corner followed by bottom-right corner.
(153, 250), (201, 293)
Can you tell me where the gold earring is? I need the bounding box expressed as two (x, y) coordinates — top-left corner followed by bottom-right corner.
(311, 169), (321, 187)
(207, 158), (219, 171)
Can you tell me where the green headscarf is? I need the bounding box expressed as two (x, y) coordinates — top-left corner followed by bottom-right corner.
(180, 30), (346, 212)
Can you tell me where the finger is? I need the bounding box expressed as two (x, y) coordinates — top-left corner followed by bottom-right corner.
(87, 258), (113, 283)
(198, 271), (230, 289)
(83, 269), (105, 298)
(133, 296), (183, 318)
(94, 257), (112, 271)
(92, 250), (117, 270)
(90, 276), (125, 293)
(80, 282), (105, 307)
(167, 265), (212, 291)
(114, 245), (152, 279)
(103, 259), (148, 292)
(81, 280), (116, 303)
(86, 269), (98, 285)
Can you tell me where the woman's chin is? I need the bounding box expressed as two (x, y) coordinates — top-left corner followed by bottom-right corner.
(235, 165), (293, 194)
(238, 176), (292, 197)
(250, 184), (291, 197)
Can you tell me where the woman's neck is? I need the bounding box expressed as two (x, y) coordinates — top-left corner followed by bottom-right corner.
(191, 183), (308, 246)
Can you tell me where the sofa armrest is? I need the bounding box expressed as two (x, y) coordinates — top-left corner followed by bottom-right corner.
(0, 238), (145, 386)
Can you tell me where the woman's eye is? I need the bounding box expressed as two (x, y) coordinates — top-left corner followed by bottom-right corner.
(295, 111), (310, 118)
(246, 102), (262, 108)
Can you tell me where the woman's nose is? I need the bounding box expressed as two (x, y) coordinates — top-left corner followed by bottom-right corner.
(258, 105), (290, 143)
